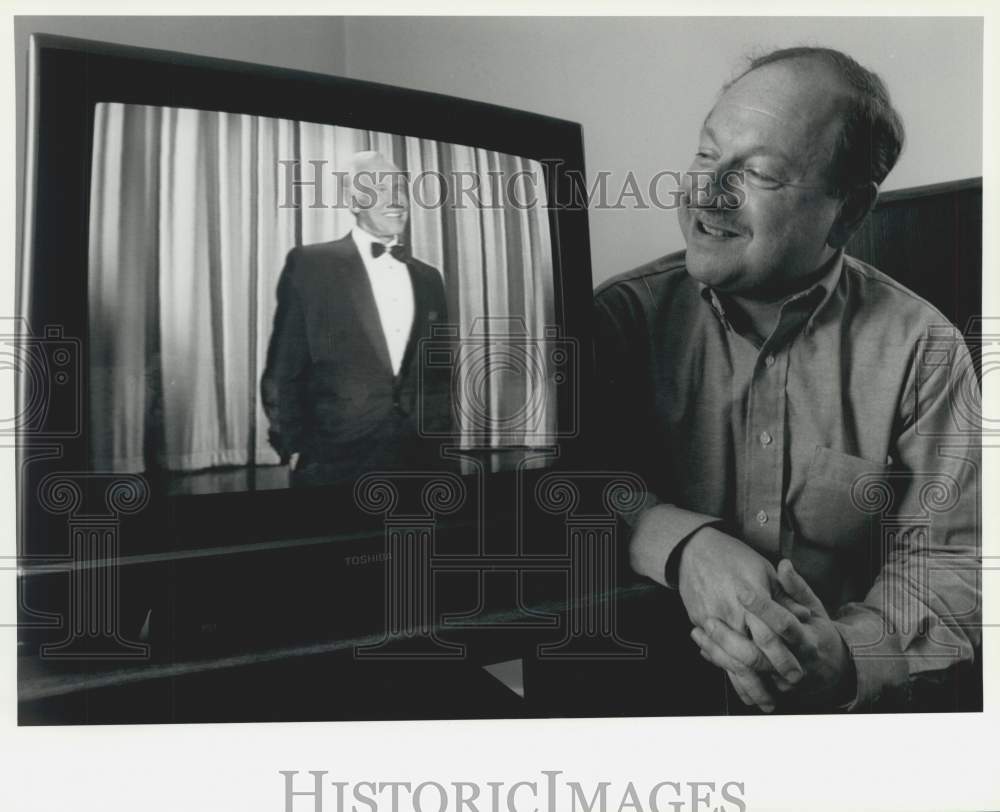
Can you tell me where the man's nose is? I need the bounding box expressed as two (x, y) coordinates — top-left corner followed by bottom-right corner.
(684, 168), (725, 209)
(685, 168), (742, 211)
(385, 188), (409, 209)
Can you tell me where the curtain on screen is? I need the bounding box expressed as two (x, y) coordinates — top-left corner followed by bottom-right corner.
(88, 103), (555, 472)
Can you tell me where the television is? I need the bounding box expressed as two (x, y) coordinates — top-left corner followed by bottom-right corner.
(16, 34), (653, 724)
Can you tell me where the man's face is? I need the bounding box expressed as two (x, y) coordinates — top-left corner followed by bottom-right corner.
(352, 160), (409, 241)
(678, 59), (849, 299)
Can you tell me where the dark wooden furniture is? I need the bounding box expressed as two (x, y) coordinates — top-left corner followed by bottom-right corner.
(847, 177), (982, 355)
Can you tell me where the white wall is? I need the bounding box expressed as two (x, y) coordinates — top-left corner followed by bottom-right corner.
(342, 16), (983, 285)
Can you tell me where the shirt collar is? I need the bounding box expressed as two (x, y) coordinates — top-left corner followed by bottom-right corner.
(699, 250), (844, 334)
(802, 250), (844, 333)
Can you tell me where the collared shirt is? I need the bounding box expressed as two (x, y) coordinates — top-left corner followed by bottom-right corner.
(351, 225), (415, 376)
(594, 250), (980, 709)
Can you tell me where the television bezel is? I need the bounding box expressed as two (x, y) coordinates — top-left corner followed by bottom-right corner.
(17, 33), (597, 559)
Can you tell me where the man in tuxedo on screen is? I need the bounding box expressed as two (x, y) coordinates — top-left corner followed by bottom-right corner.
(595, 47), (980, 712)
(261, 151), (452, 486)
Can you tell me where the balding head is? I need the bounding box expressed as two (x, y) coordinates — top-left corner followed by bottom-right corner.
(726, 47), (904, 194)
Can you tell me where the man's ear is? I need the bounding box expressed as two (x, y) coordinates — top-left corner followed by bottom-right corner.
(827, 181), (878, 249)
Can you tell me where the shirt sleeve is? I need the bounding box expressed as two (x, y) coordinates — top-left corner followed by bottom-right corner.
(834, 326), (981, 710)
(593, 285), (724, 587)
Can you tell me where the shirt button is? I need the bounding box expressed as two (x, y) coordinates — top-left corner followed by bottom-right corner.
(759, 430), (772, 446)
(756, 509), (768, 525)
(764, 354), (776, 368)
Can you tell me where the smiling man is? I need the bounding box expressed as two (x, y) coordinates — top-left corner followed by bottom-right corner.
(595, 47), (980, 712)
(261, 151), (452, 485)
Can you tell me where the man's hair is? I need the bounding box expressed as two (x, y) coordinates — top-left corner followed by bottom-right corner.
(727, 46), (905, 195)
(345, 150), (407, 212)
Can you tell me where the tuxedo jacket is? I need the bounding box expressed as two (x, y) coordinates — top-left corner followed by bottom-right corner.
(261, 234), (452, 479)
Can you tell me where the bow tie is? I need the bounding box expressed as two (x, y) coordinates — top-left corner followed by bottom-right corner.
(371, 242), (410, 263)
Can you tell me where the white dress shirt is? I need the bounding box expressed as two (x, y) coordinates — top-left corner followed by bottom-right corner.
(351, 225), (416, 376)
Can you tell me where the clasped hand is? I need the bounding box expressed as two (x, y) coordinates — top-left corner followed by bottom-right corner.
(679, 528), (855, 712)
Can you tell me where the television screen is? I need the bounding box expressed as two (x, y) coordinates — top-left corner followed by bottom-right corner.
(87, 102), (563, 493)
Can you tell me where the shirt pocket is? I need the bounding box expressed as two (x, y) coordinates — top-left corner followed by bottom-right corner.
(790, 445), (891, 551)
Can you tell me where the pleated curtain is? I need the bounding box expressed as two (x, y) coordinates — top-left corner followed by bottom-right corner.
(88, 102), (556, 472)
